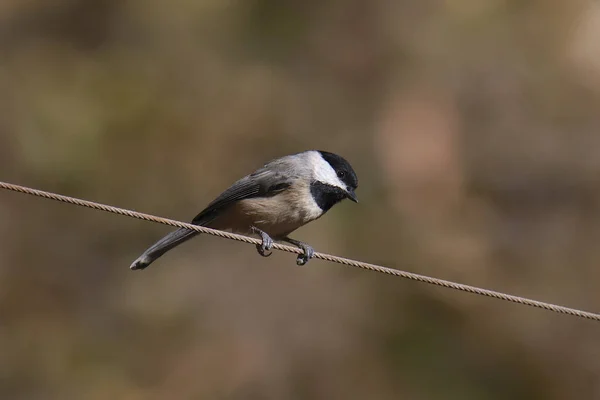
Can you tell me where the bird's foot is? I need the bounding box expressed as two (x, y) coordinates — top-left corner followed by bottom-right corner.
(282, 238), (315, 266)
(251, 226), (273, 257)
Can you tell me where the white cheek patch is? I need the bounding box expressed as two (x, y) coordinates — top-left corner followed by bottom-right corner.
(309, 151), (346, 189)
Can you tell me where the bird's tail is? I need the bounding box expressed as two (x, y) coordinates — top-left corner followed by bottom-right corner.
(130, 228), (199, 270)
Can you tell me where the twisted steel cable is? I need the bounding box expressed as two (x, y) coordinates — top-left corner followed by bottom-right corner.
(1, 180), (599, 321)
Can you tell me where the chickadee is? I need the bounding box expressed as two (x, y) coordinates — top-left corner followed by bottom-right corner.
(130, 150), (358, 269)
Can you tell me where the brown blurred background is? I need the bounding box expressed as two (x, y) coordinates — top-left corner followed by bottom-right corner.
(2, 0), (600, 399)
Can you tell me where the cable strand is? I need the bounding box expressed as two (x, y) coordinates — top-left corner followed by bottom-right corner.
(1, 180), (599, 322)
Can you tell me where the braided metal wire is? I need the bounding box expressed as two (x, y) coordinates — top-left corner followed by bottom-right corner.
(2, 180), (599, 321)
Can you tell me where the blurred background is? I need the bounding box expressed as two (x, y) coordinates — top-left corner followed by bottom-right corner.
(2, 0), (600, 398)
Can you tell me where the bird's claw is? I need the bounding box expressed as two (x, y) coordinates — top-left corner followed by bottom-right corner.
(252, 227), (273, 257)
(295, 244), (314, 266)
(256, 240), (273, 257)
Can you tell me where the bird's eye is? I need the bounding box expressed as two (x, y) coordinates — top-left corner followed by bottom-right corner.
(337, 170), (346, 178)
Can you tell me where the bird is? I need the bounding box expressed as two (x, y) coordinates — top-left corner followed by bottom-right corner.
(130, 150), (358, 269)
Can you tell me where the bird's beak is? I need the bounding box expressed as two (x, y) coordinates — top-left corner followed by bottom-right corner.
(346, 188), (358, 203)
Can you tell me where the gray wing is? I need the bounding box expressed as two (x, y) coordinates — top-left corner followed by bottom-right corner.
(191, 163), (295, 226)
(129, 154), (303, 270)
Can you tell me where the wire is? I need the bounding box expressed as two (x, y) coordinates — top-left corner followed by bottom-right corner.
(1, 180), (599, 322)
